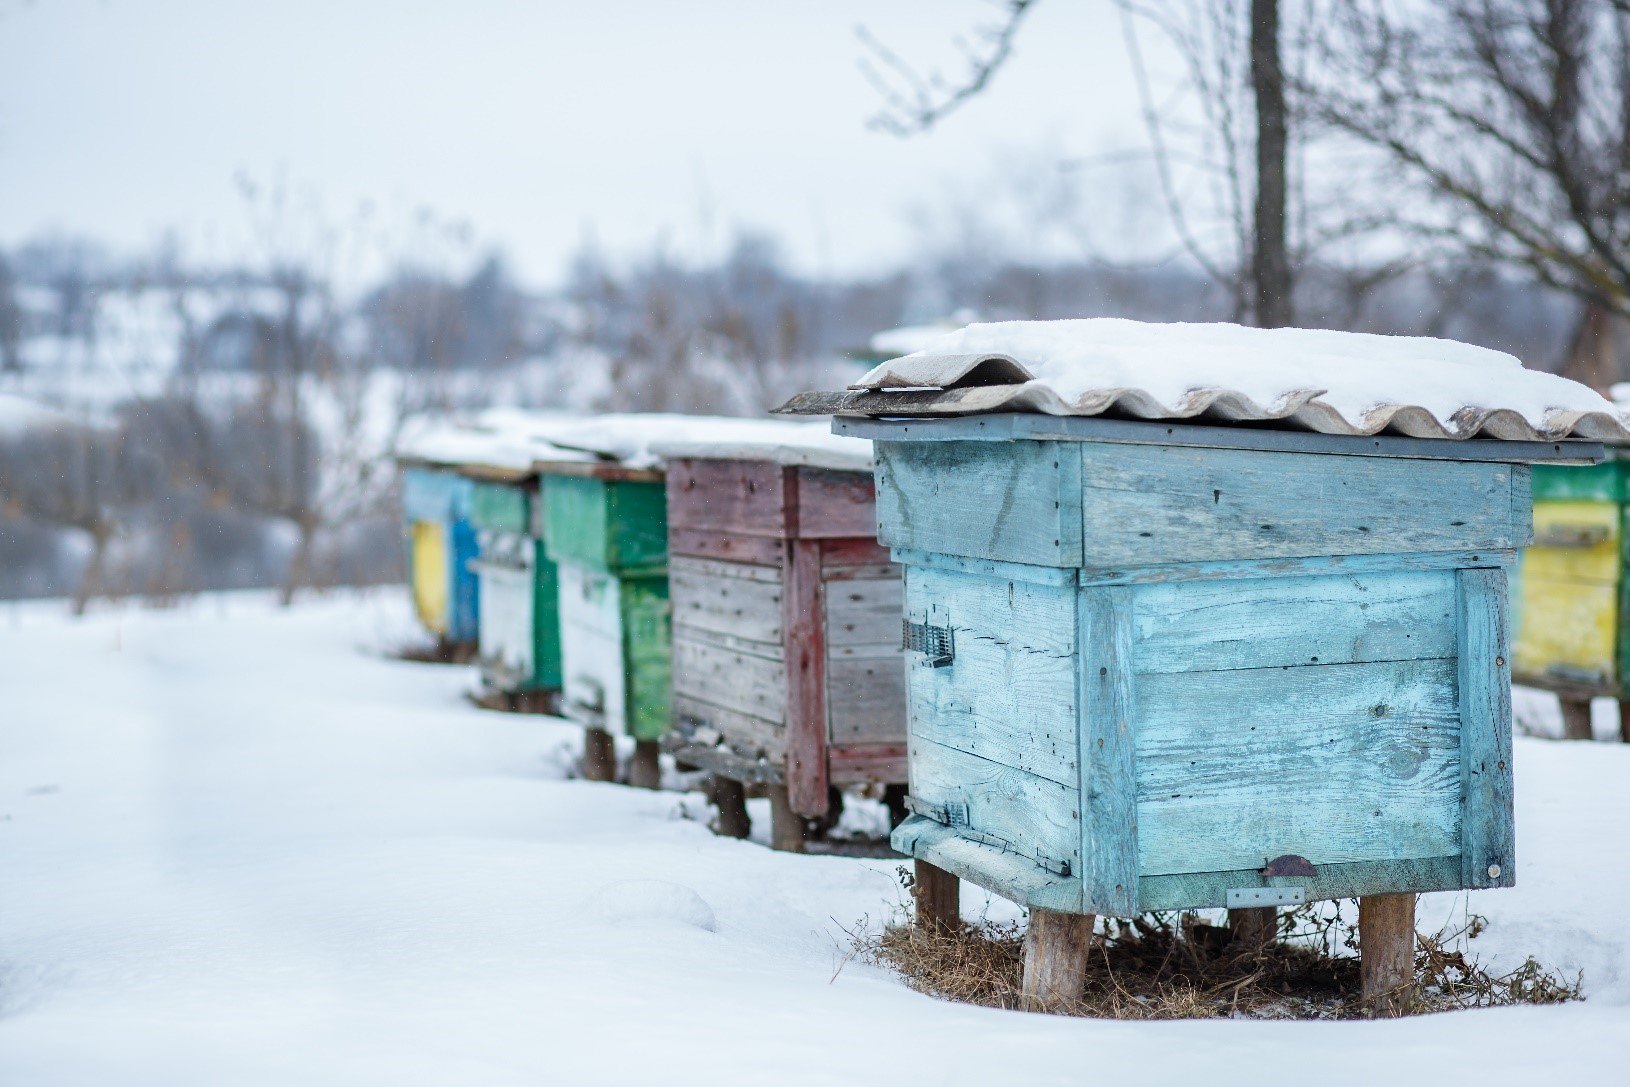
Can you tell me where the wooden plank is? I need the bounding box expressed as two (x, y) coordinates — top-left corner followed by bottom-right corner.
(783, 537), (829, 817)
(1078, 586), (1139, 917)
(1524, 500), (1619, 580)
(1076, 549), (1515, 586)
(409, 519), (449, 635)
(1513, 576), (1617, 682)
(671, 634), (787, 725)
(619, 574), (672, 743)
(672, 693), (787, 762)
(1510, 464), (1534, 546)
(890, 547), (1079, 587)
(557, 562), (626, 734)
(1078, 442), (1520, 567)
(827, 743), (907, 784)
(1022, 909), (1096, 1011)
(475, 557), (535, 690)
(666, 458), (791, 537)
(1531, 459), (1624, 501)
(892, 814), (1084, 913)
(667, 528), (785, 567)
(669, 556), (785, 648)
(1360, 893), (1418, 1015)
(908, 734), (1082, 878)
(904, 564), (1081, 787)
(1132, 570), (1458, 674)
(1135, 658), (1463, 875)
(1137, 854), (1461, 911)
(824, 573), (903, 648)
(529, 539), (563, 690)
(1457, 567), (1517, 890)
(819, 537), (892, 567)
(793, 467), (879, 539)
(833, 411), (1605, 464)
(825, 655), (907, 743)
(544, 474), (668, 572)
(914, 860), (961, 934)
(874, 440), (1082, 567)
(469, 480), (532, 535)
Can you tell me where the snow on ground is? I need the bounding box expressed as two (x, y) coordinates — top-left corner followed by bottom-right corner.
(1, 591), (1627, 1086)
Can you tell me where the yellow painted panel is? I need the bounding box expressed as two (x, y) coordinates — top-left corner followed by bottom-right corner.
(1525, 501), (1621, 583)
(410, 520), (449, 636)
(1514, 574), (1617, 680)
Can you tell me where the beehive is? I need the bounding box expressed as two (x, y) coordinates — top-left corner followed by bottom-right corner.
(662, 449), (906, 851)
(400, 466), (480, 655)
(1511, 451), (1630, 741)
(467, 475), (562, 710)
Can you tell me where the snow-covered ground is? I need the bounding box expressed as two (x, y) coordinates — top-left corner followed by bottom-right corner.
(1, 590), (1627, 1086)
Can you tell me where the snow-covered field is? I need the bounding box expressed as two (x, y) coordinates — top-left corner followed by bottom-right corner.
(1, 590), (1627, 1086)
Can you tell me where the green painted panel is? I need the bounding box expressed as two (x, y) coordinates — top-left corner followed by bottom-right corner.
(543, 474), (668, 572)
(470, 480), (532, 535)
(1530, 460), (1626, 502)
(621, 574), (672, 741)
(530, 539), (563, 690)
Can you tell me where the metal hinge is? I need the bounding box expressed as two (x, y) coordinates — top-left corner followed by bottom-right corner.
(902, 617), (954, 666)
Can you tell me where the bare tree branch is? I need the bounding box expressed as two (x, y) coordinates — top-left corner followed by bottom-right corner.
(856, 1), (1037, 136)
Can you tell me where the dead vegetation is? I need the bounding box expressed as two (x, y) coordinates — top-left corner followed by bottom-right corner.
(852, 872), (1581, 1020)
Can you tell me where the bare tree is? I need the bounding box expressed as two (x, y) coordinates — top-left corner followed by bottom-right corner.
(1308, 1), (1630, 321)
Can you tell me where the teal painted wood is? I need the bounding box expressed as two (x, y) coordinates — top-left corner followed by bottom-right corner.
(1457, 567), (1517, 890)
(1078, 585), (1139, 916)
(1134, 657), (1463, 875)
(889, 547), (1078, 587)
(470, 480), (532, 535)
(402, 467), (473, 523)
(543, 474), (668, 573)
(903, 565), (1080, 786)
(1076, 549), (1515, 586)
(875, 440), (1082, 567)
(1137, 854), (1464, 911)
(907, 733), (1082, 878)
(1509, 464), (1535, 546)
(1132, 570), (1458, 674)
(892, 815), (1084, 913)
(1078, 442), (1521, 567)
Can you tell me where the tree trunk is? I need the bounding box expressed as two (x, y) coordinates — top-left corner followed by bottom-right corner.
(1251, 0), (1291, 328)
(73, 526), (111, 617)
(281, 518), (318, 607)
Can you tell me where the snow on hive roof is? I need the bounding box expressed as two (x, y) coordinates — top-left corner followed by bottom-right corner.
(546, 414), (872, 471)
(393, 409), (595, 474)
(840, 318), (1630, 442)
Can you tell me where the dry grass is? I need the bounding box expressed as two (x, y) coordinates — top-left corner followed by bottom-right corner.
(852, 871), (1582, 1020)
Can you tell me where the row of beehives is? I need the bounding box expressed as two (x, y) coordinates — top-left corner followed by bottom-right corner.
(397, 407), (1608, 1012)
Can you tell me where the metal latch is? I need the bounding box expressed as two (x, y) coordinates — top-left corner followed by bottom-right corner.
(902, 618), (954, 666)
(1226, 887), (1306, 908)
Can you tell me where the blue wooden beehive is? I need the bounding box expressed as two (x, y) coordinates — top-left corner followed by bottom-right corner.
(400, 466), (481, 649)
(803, 412), (1599, 918)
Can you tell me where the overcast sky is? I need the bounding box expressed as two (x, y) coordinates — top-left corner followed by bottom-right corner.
(0, 0), (1177, 284)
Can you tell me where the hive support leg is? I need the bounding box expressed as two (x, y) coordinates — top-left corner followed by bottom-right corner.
(581, 728), (617, 782)
(711, 777), (751, 840)
(1227, 906), (1277, 951)
(766, 784), (808, 853)
(628, 739), (662, 790)
(1618, 699), (1630, 744)
(1359, 893), (1418, 1016)
(1021, 909), (1096, 1013)
(1560, 697), (1594, 740)
(912, 860), (959, 935)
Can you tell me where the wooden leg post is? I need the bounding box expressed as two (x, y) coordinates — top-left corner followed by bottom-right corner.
(912, 859), (959, 935)
(1618, 699), (1630, 744)
(767, 784), (808, 853)
(1359, 893), (1417, 1016)
(882, 783), (909, 829)
(1022, 909), (1096, 1013)
(712, 777), (751, 839)
(1560, 697), (1594, 740)
(628, 739), (662, 790)
(581, 728), (617, 782)
(1227, 906), (1277, 951)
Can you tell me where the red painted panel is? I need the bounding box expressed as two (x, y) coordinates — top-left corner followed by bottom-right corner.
(793, 467), (879, 539)
(666, 459), (792, 537)
(666, 528), (786, 566)
(828, 744), (909, 786)
(783, 537), (829, 816)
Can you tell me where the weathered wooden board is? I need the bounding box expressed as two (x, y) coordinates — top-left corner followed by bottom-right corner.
(908, 733), (1082, 878)
(409, 519), (449, 636)
(794, 467), (879, 539)
(672, 694), (786, 762)
(667, 528), (786, 567)
(475, 549), (535, 688)
(1137, 854), (1464, 911)
(469, 480), (532, 536)
(875, 440), (1083, 567)
(671, 633), (787, 725)
(558, 562), (625, 732)
(828, 743), (907, 784)
(824, 573), (902, 648)
(783, 538), (829, 815)
(1132, 570), (1458, 674)
(402, 468), (473, 523)
(1531, 458), (1627, 502)
(1514, 576), (1617, 682)
(1078, 585), (1139, 916)
(903, 565), (1080, 787)
(1458, 567), (1516, 890)
(669, 556), (785, 649)
(893, 814), (1084, 913)
(1134, 657), (1463, 875)
(1523, 500), (1620, 580)
(620, 574), (672, 742)
(1079, 442), (1521, 567)
(666, 459), (791, 537)
(825, 655), (906, 743)
(820, 537), (893, 566)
